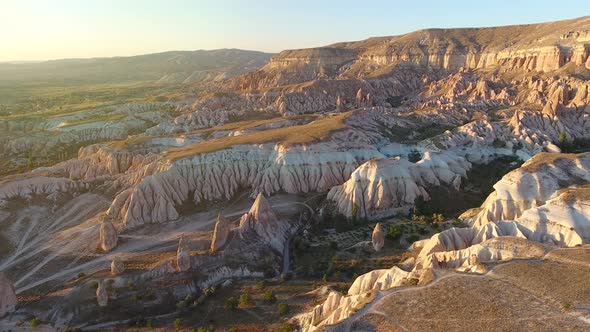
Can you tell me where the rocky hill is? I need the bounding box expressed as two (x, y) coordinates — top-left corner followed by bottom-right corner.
(0, 48), (273, 86)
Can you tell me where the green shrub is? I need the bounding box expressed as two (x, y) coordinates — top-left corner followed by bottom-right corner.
(387, 226), (403, 240)
(239, 292), (252, 307)
(202, 287), (214, 297)
(256, 280), (266, 291)
(263, 290), (277, 303)
(90, 280), (99, 289)
(278, 322), (296, 332)
(30, 317), (41, 328)
(76, 272), (86, 279)
(277, 303), (290, 316)
(225, 297), (238, 310)
(228, 327), (238, 332)
(173, 318), (183, 329)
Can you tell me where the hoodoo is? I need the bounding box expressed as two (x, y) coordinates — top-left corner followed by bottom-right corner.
(99, 219), (118, 252)
(177, 235), (191, 272)
(211, 213), (232, 252)
(372, 223), (385, 252)
(0, 273), (17, 318)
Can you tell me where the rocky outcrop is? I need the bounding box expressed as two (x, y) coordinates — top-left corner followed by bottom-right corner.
(465, 153), (590, 226)
(0, 177), (84, 204)
(428, 236), (545, 270)
(107, 142), (383, 228)
(0, 273), (17, 317)
(297, 266), (413, 331)
(210, 213), (232, 252)
(327, 152), (470, 218)
(371, 223), (384, 252)
(176, 235), (191, 272)
(231, 17), (590, 93)
(99, 220), (118, 252)
(111, 256), (125, 275)
(238, 193), (291, 253)
(96, 281), (108, 307)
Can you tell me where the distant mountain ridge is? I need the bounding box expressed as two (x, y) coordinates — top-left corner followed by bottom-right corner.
(0, 49), (274, 86)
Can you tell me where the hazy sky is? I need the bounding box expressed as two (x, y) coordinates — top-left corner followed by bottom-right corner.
(1, 0), (588, 61)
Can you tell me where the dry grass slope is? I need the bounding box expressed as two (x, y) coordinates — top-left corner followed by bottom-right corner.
(165, 112), (351, 161)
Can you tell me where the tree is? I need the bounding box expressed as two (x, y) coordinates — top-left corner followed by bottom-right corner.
(277, 303), (290, 316)
(256, 280), (266, 291)
(239, 292), (252, 307)
(173, 318), (183, 329)
(278, 322), (296, 332)
(30, 317), (41, 328)
(263, 290), (277, 303)
(225, 297), (238, 310)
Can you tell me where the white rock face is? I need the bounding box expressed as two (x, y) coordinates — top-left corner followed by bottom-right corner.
(328, 152), (470, 218)
(210, 213), (232, 252)
(467, 153), (590, 226)
(428, 236), (545, 270)
(298, 266), (409, 331)
(111, 256), (125, 275)
(99, 220), (118, 252)
(96, 282), (108, 307)
(107, 142), (383, 228)
(371, 223), (384, 252)
(0, 273), (17, 317)
(238, 193), (291, 253)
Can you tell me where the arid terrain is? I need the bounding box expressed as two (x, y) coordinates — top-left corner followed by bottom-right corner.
(1, 15), (590, 332)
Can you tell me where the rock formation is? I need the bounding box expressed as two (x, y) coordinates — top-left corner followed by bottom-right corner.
(210, 213), (232, 252)
(99, 220), (118, 252)
(0, 273), (17, 317)
(106, 143), (384, 228)
(238, 193), (291, 253)
(298, 266), (411, 331)
(328, 152), (470, 219)
(371, 223), (384, 252)
(176, 235), (191, 272)
(111, 256), (125, 275)
(463, 152), (590, 229)
(96, 281), (108, 307)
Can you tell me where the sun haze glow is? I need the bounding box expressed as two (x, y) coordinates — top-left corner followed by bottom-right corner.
(1, 0), (588, 62)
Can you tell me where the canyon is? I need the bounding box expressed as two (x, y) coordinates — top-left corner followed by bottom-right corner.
(0, 15), (590, 332)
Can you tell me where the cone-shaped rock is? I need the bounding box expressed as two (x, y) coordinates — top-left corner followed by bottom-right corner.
(100, 220), (118, 252)
(176, 235), (191, 272)
(211, 213), (231, 252)
(111, 256), (125, 275)
(372, 223), (385, 252)
(0, 273), (17, 317)
(96, 281), (108, 307)
(238, 193), (290, 252)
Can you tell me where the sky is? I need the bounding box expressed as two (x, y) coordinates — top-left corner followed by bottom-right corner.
(1, 0), (588, 62)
